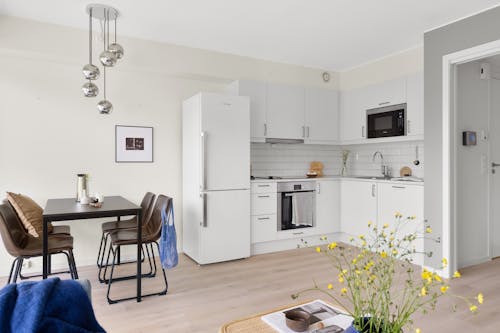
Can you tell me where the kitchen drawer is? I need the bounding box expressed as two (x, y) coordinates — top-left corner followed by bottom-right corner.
(276, 227), (317, 240)
(251, 182), (277, 194)
(251, 214), (277, 243)
(251, 193), (277, 215)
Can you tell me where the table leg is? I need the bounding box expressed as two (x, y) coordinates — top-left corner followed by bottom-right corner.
(117, 216), (121, 264)
(137, 211), (142, 302)
(42, 218), (49, 279)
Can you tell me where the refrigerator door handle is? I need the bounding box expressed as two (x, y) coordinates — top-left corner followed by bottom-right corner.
(202, 193), (208, 227)
(201, 131), (207, 191)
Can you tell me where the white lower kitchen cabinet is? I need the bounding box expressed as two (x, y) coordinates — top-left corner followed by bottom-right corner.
(251, 182), (278, 244)
(252, 214), (277, 243)
(341, 180), (377, 237)
(315, 180), (340, 234)
(377, 183), (424, 265)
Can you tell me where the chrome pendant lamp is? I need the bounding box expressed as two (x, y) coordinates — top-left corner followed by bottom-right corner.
(82, 4), (123, 114)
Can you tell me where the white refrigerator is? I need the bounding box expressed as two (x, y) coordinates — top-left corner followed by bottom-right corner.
(182, 92), (250, 264)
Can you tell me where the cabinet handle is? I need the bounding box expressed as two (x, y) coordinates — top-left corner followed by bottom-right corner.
(293, 232), (304, 235)
(379, 101), (390, 106)
(257, 184), (270, 188)
(371, 184), (376, 197)
(407, 120), (411, 134)
(258, 195), (270, 198)
(392, 186), (406, 189)
(362, 126), (365, 138)
(302, 126), (305, 138)
(257, 217), (270, 221)
(202, 193), (208, 227)
(264, 123), (267, 136)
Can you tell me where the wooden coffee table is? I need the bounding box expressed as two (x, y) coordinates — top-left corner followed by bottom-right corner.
(219, 300), (344, 333)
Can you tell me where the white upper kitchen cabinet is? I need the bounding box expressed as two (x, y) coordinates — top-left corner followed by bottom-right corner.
(315, 180), (340, 234)
(364, 77), (406, 110)
(266, 83), (305, 140)
(340, 88), (367, 142)
(341, 180), (377, 237)
(406, 72), (424, 137)
(305, 88), (340, 144)
(225, 80), (268, 142)
(377, 183), (424, 266)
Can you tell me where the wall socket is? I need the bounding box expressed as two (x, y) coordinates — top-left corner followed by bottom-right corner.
(22, 260), (33, 269)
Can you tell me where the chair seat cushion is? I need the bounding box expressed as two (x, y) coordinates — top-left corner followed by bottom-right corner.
(50, 225), (71, 235)
(110, 229), (155, 246)
(21, 235), (73, 257)
(6, 192), (53, 237)
(101, 218), (136, 233)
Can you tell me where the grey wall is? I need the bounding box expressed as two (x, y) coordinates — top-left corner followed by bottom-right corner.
(424, 5), (500, 268)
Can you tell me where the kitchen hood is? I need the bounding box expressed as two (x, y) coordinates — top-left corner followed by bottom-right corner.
(265, 138), (304, 144)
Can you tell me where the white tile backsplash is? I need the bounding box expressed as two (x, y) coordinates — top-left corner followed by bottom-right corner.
(251, 141), (424, 179)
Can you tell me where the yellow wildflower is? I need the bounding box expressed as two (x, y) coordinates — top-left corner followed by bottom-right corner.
(390, 236), (395, 241)
(470, 305), (478, 313)
(368, 221), (373, 227)
(341, 287), (347, 295)
(477, 293), (484, 304)
(361, 240), (367, 247)
(320, 235), (327, 241)
(410, 215), (417, 220)
(349, 237), (354, 242)
(434, 274), (442, 282)
(316, 247), (321, 253)
(342, 269), (348, 275)
(328, 242), (338, 250)
(420, 287), (427, 297)
(442, 258), (448, 267)
(453, 271), (461, 278)
(327, 283), (333, 290)
(425, 227), (432, 234)
(380, 251), (387, 258)
(338, 276), (345, 283)
(392, 249), (398, 256)
(415, 329), (421, 333)
(383, 223), (389, 229)
(440, 286), (449, 294)
(352, 258), (357, 264)
(359, 235), (365, 240)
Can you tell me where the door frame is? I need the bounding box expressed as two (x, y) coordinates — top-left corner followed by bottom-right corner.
(442, 39), (500, 278)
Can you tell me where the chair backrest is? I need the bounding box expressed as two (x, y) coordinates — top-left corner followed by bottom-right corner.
(139, 192), (156, 228)
(144, 194), (172, 240)
(0, 203), (30, 257)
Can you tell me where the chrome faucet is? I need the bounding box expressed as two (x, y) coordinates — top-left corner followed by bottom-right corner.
(372, 151), (389, 178)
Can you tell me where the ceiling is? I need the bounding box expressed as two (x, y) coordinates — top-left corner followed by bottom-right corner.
(2, 0), (500, 71)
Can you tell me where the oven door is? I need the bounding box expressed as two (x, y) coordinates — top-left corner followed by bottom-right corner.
(278, 191), (315, 230)
(367, 104), (406, 138)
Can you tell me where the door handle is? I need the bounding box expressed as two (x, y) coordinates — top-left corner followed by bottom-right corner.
(392, 186), (406, 189)
(362, 126), (365, 138)
(258, 195), (270, 198)
(201, 132), (207, 191)
(257, 184), (270, 188)
(407, 120), (411, 134)
(371, 184), (376, 197)
(202, 193), (208, 227)
(257, 217), (270, 221)
(492, 163), (500, 168)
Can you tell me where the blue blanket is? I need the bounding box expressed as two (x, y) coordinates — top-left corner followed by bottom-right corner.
(0, 278), (105, 333)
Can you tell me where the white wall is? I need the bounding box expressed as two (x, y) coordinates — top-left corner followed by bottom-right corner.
(455, 61), (490, 268)
(0, 16), (338, 275)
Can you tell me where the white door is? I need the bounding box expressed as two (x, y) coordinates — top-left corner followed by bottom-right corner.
(316, 180), (340, 234)
(378, 183), (424, 266)
(406, 73), (424, 137)
(490, 79), (500, 257)
(305, 88), (339, 144)
(200, 190), (250, 264)
(266, 83), (305, 140)
(340, 181), (377, 237)
(201, 93), (250, 191)
(341, 88), (367, 141)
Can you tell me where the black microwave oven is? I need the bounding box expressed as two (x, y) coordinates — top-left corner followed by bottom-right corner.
(367, 103), (406, 138)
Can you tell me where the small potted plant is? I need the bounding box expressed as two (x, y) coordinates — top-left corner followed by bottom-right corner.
(293, 213), (483, 333)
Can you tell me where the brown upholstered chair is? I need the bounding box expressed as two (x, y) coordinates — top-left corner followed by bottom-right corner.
(0, 203), (78, 284)
(104, 194), (171, 304)
(96, 192), (156, 269)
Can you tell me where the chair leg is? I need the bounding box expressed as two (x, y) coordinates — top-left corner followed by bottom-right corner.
(106, 246), (118, 304)
(148, 243), (157, 277)
(12, 258), (23, 283)
(96, 231), (106, 268)
(63, 252), (75, 279)
(68, 250), (79, 279)
(100, 241), (114, 283)
(154, 242), (168, 295)
(117, 246), (121, 265)
(7, 258), (19, 284)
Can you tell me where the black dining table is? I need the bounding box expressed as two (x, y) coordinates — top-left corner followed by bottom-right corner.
(42, 196), (143, 302)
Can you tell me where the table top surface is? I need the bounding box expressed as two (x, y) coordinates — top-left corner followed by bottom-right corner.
(43, 195), (141, 220)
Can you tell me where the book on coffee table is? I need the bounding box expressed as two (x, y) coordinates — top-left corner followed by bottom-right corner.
(261, 300), (353, 333)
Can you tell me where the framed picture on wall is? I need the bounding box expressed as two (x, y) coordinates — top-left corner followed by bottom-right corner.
(115, 125), (153, 163)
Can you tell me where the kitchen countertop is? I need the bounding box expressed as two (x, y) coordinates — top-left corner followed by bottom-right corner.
(251, 175), (424, 186)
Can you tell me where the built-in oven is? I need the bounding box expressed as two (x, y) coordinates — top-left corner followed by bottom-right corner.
(277, 181), (315, 231)
(367, 103), (406, 138)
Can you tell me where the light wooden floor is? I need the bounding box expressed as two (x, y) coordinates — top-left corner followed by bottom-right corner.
(4, 247), (500, 332)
